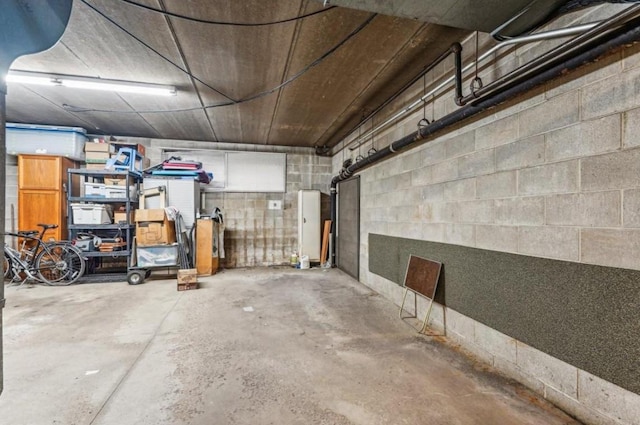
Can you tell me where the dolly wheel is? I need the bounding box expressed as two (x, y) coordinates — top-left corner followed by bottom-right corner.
(127, 270), (145, 285)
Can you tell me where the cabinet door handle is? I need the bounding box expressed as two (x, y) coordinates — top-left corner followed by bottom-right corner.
(303, 218), (306, 223)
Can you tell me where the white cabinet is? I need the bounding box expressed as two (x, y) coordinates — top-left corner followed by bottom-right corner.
(143, 178), (200, 229)
(298, 190), (321, 262)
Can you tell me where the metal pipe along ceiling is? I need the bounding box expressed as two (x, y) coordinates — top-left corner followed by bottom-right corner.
(329, 5), (640, 266)
(346, 21), (599, 152)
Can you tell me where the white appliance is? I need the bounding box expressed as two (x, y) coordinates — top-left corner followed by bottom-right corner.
(298, 190), (321, 262)
(143, 178), (200, 229)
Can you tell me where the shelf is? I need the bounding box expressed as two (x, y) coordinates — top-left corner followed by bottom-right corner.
(68, 169), (141, 274)
(69, 224), (135, 230)
(68, 169), (142, 178)
(82, 250), (130, 257)
(69, 197), (139, 203)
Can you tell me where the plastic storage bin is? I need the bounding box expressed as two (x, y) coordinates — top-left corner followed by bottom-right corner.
(136, 244), (178, 268)
(71, 203), (112, 224)
(6, 123), (86, 159)
(104, 185), (134, 199)
(84, 182), (106, 197)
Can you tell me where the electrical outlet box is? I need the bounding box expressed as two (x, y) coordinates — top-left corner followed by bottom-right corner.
(268, 200), (282, 210)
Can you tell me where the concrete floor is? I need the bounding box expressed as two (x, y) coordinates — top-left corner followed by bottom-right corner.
(0, 267), (580, 425)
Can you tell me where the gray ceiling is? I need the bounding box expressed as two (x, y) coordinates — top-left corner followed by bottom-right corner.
(5, 0), (569, 148)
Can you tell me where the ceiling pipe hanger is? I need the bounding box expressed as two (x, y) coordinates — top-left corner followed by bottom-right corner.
(345, 20), (598, 152)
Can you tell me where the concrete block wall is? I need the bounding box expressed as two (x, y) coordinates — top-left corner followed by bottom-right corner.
(3, 155), (17, 245)
(332, 5), (640, 424)
(142, 138), (332, 268)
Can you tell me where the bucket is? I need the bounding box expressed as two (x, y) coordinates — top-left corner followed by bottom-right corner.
(300, 255), (310, 269)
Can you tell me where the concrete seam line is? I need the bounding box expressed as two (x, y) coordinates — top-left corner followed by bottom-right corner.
(88, 293), (184, 424)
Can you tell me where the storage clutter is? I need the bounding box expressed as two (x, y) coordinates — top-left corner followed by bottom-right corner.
(21, 138), (217, 287)
(83, 139), (150, 171)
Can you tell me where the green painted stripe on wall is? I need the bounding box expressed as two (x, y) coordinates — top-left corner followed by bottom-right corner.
(369, 233), (640, 395)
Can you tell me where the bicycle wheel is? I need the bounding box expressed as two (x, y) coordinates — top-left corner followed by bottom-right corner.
(3, 252), (12, 280)
(34, 243), (86, 285)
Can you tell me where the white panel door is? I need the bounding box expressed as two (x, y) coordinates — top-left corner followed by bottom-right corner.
(298, 190), (321, 261)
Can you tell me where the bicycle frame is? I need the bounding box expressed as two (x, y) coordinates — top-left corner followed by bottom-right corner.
(4, 244), (41, 282)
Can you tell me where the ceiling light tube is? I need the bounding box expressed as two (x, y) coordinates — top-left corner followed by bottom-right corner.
(5, 70), (177, 96)
(5, 73), (58, 86)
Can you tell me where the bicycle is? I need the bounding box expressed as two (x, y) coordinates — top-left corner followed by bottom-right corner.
(3, 223), (86, 286)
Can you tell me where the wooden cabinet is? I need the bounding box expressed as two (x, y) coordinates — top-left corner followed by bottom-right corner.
(18, 155), (77, 241)
(196, 218), (219, 275)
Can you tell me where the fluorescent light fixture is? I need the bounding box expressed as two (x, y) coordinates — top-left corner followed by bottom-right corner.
(5, 73), (58, 86)
(5, 70), (177, 96)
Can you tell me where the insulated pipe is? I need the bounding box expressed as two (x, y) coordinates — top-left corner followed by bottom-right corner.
(456, 4), (640, 105)
(338, 44), (464, 149)
(329, 186), (337, 265)
(347, 22), (598, 151)
(330, 20), (640, 267)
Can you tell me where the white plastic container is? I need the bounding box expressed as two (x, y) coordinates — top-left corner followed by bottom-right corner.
(6, 123), (86, 159)
(300, 255), (310, 269)
(84, 182), (106, 197)
(71, 203), (112, 224)
(105, 185), (127, 199)
(136, 244), (178, 268)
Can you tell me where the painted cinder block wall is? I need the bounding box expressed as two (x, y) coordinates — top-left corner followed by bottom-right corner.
(332, 5), (640, 425)
(142, 139), (332, 268)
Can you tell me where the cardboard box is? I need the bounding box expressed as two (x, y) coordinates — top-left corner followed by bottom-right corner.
(178, 268), (197, 284)
(85, 151), (111, 160)
(85, 163), (106, 170)
(178, 281), (198, 291)
(113, 211), (134, 224)
(105, 177), (126, 186)
(85, 142), (114, 153)
(135, 209), (176, 246)
(178, 269), (198, 291)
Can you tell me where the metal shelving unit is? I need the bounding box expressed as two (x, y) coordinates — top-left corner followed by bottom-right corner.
(67, 169), (142, 275)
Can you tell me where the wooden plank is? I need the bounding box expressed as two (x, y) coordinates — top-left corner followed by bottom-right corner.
(404, 255), (441, 299)
(196, 219), (213, 275)
(320, 220), (331, 264)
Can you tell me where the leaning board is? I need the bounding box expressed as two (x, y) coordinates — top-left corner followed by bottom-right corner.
(404, 255), (441, 299)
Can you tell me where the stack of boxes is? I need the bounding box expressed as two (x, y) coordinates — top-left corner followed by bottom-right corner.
(134, 207), (181, 276)
(84, 142), (115, 169)
(83, 140), (151, 171)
